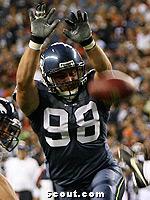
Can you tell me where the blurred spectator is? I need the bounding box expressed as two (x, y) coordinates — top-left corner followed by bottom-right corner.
(4, 141), (40, 200)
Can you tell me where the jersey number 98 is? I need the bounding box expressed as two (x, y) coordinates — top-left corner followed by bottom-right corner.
(44, 101), (100, 147)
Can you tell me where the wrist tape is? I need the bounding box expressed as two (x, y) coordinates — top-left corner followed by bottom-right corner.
(29, 35), (45, 50)
(80, 36), (96, 50)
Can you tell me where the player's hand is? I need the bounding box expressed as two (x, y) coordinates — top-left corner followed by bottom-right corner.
(64, 10), (92, 44)
(29, 3), (60, 40)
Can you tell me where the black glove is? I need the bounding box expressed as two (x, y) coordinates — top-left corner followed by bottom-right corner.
(64, 10), (95, 50)
(29, 3), (60, 45)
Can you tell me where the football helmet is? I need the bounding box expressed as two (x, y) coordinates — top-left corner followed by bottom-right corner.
(0, 98), (21, 151)
(40, 42), (85, 101)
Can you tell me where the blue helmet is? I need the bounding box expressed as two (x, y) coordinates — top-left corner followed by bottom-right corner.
(40, 42), (85, 100)
(0, 98), (21, 151)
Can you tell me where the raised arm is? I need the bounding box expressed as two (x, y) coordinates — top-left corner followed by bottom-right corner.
(63, 10), (112, 77)
(85, 44), (112, 73)
(16, 47), (40, 116)
(16, 3), (60, 116)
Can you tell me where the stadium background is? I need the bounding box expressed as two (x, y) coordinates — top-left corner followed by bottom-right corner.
(0, 0), (150, 199)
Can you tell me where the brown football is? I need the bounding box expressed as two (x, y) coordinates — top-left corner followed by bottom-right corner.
(88, 70), (136, 102)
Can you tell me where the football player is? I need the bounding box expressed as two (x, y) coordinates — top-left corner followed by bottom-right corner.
(0, 97), (21, 200)
(15, 3), (125, 199)
(120, 143), (150, 188)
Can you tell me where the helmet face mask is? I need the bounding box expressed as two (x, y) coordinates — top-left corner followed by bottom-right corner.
(0, 98), (21, 152)
(0, 117), (21, 151)
(40, 43), (85, 101)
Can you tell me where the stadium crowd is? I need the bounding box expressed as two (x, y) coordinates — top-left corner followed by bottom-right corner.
(0, 0), (150, 199)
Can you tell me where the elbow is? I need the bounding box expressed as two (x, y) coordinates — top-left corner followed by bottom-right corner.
(16, 75), (33, 91)
(16, 81), (26, 91)
(16, 75), (25, 90)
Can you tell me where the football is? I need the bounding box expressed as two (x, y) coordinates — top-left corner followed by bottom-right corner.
(88, 70), (136, 102)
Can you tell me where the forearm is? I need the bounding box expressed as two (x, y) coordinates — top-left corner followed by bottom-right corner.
(85, 44), (112, 73)
(16, 47), (40, 90)
(16, 46), (40, 116)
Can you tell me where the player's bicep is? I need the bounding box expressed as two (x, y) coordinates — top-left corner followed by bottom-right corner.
(16, 81), (39, 116)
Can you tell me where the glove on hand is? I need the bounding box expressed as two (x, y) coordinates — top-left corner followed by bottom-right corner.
(29, 3), (60, 44)
(64, 10), (93, 47)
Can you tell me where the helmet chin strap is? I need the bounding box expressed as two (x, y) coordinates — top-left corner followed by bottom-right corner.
(57, 87), (78, 101)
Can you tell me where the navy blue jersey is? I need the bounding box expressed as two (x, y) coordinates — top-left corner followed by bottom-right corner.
(28, 70), (117, 187)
